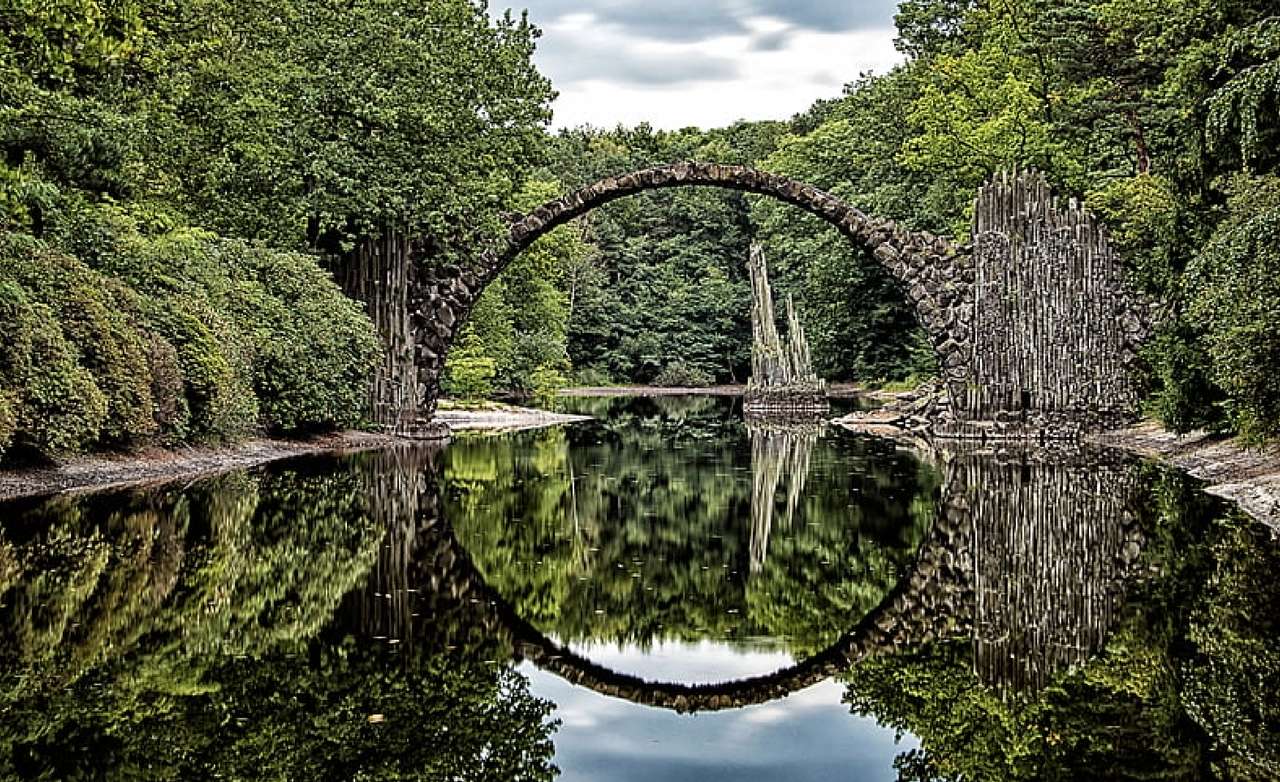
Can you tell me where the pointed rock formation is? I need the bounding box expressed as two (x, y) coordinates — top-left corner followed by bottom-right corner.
(745, 243), (828, 416)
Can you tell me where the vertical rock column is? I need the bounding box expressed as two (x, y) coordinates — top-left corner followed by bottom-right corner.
(958, 169), (1152, 438)
(745, 243), (827, 414)
(331, 227), (422, 435)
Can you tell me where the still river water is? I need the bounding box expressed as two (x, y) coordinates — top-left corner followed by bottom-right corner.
(0, 395), (1277, 781)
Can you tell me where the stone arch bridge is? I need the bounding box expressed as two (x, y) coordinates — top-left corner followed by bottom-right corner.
(358, 163), (1153, 440)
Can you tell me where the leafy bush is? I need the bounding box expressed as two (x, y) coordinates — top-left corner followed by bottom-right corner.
(0, 273), (109, 457)
(1086, 174), (1193, 296)
(137, 292), (257, 442)
(1184, 177), (1280, 441)
(528, 363), (567, 410)
(446, 355), (497, 402)
(0, 280), (34, 389)
(0, 205), (378, 462)
(652, 362), (715, 388)
(0, 390), (16, 456)
(1143, 321), (1225, 434)
(15, 302), (109, 456)
(572, 366), (614, 387)
(219, 242), (377, 433)
(1, 239), (157, 445)
(142, 333), (189, 442)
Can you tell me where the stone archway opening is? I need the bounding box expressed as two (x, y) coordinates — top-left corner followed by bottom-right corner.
(413, 164), (970, 419)
(403, 164), (1150, 441)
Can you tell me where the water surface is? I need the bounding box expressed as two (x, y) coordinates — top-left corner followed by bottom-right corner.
(0, 395), (1276, 780)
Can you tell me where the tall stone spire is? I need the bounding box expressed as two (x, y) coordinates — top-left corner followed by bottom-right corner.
(745, 243), (827, 416)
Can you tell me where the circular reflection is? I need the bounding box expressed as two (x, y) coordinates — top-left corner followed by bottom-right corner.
(443, 396), (941, 704)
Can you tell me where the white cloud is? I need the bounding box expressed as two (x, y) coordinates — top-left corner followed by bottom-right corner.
(542, 24), (902, 129)
(497, 2), (905, 129)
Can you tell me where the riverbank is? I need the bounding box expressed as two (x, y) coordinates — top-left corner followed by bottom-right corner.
(0, 430), (400, 502)
(560, 383), (870, 398)
(1094, 421), (1280, 534)
(1, 401), (593, 502)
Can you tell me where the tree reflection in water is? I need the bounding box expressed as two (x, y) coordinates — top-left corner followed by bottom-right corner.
(842, 444), (1280, 781)
(446, 396), (939, 656)
(0, 395), (1276, 781)
(0, 450), (557, 782)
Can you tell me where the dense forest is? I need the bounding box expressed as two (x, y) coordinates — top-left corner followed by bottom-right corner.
(2, 0), (1279, 465)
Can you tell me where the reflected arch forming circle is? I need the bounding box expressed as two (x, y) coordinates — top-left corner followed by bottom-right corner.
(440, 501), (970, 714)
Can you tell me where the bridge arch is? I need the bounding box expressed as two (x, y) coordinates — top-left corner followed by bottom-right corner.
(410, 164), (1152, 439)
(413, 162), (974, 420)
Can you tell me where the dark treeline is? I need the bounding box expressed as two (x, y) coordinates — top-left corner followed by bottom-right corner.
(3, 0), (1279, 463)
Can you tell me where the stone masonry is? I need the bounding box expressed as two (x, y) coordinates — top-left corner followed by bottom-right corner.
(410, 162), (1151, 440)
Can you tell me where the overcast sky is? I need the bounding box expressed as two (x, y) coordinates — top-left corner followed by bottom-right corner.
(497, 1), (905, 130)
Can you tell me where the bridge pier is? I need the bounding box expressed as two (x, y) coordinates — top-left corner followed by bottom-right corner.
(387, 164), (1152, 441)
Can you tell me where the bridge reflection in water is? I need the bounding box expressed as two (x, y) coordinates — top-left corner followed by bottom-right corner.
(343, 433), (1148, 711)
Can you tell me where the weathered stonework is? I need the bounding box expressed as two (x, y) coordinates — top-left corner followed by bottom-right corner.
(745, 243), (828, 415)
(412, 162), (964, 424)
(936, 169), (1156, 440)
(408, 163), (1151, 440)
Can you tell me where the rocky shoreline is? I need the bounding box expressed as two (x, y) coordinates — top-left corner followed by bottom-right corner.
(0, 403), (592, 502)
(0, 431), (400, 502)
(835, 400), (1280, 533)
(1092, 422), (1280, 534)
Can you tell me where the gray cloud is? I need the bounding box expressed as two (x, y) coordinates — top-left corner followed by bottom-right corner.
(498, 0), (899, 92)
(536, 35), (742, 87)
(751, 0), (897, 32)
(505, 0), (899, 39)
(748, 28), (793, 52)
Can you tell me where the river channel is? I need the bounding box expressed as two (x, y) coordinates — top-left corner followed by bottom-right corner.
(0, 395), (1276, 780)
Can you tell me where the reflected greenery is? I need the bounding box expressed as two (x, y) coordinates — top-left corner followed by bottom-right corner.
(0, 396), (1277, 780)
(842, 464), (1280, 781)
(446, 396), (940, 655)
(0, 453), (557, 781)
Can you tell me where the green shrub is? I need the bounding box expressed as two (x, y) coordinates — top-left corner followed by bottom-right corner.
(447, 355), (498, 402)
(1185, 177), (1280, 441)
(1086, 174), (1193, 296)
(0, 204), (378, 460)
(572, 366), (614, 387)
(144, 333), (191, 442)
(0, 276), (109, 457)
(137, 292), (257, 443)
(218, 242), (377, 433)
(652, 362), (715, 388)
(0, 280), (34, 389)
(0, 390), (16, 456)
(1144, 321), (1226, 434)
(0, 241), (157, 445)
(15, 302), (108, 456)
(529, 363), (567, 410)
(99, 229), (376, 436)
